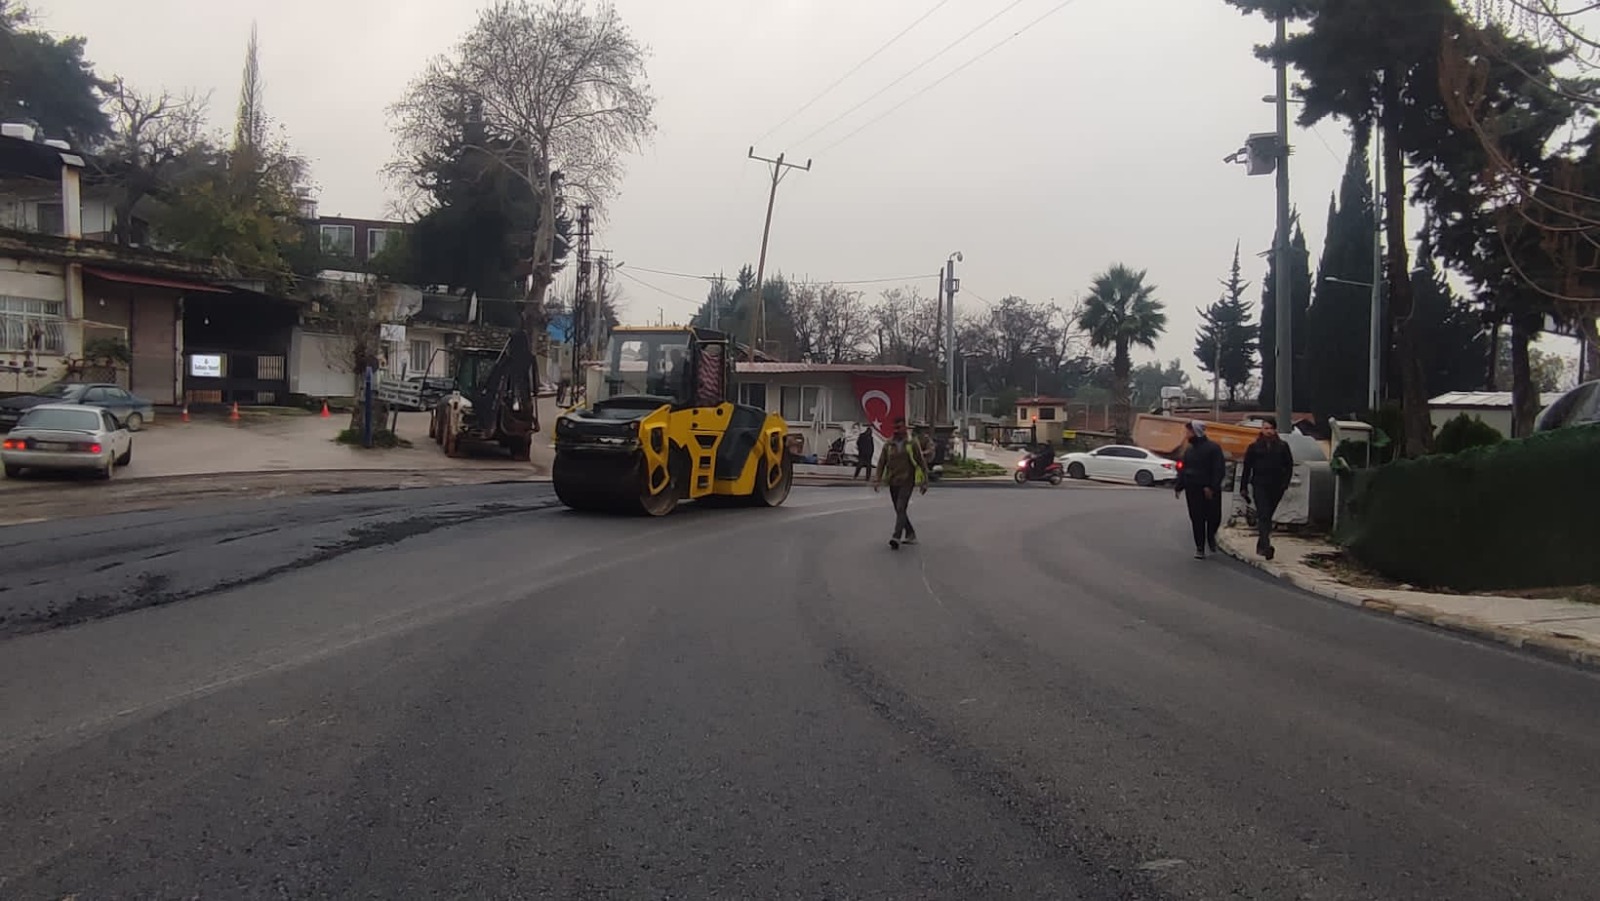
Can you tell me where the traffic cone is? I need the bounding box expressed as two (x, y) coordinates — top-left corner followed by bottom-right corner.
(320, 400), (331, 419)
(181, 404), (190, 423)
(229, 401), (241, 422)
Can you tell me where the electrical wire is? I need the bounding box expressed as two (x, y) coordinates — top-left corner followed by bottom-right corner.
(818, 0), (1089, 155)
(790, 0), (1034, 150)
(618, 266), (937, 287)
(753, 0), (955, 145)
(615, 269), (704, 307)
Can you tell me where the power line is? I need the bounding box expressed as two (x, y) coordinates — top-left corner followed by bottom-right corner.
(619, 265), (936, 287)
(791, 0), (1034, 150)
(752, 0), (955, 145)
(615, 269), (703, 308)
(819, 0), (1089, 155)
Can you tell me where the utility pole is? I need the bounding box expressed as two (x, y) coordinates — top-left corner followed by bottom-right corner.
(594, 255), (610, 361)
(1368, 125), (1384, 413)
(945, 252), (962, 427)
(572, 204), (594, 402)
(747, 148), (812, 358)
(1272, 12), (1293, 432)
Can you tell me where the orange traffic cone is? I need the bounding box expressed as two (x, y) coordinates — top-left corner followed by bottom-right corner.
(229, 401), (241, 422)
(181, 404), (190, 423)
(320, 400), (331, 419)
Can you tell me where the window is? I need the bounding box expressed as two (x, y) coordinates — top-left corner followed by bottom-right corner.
(368, 228), (396, 258)
(320, 224), (355, 257)
(35, 202), (64, 235)
(0, 295), (66, 353)
(82, 386), (113, 403)
(409, 339), (432, 375)
(18, 407), (100, 431)
(1038, 406), (1056, 421)
(1017, 407), (1027, 421)
(739, 382), (767, 409)
(780, 385), (824, 422)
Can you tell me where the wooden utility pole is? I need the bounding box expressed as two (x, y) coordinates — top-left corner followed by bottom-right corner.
(747, 148), (811, 358)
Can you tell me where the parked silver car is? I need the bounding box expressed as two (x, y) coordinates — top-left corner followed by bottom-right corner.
(1, 404), (133, 479)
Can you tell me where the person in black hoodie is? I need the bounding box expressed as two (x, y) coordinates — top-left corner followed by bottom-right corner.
(1174, 420), (1225, 559)
(1240, 417), (1295, 560)
(854, 427), (876, 481)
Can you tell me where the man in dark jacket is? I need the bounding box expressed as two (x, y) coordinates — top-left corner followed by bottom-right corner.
(1174, 420), (1225, 559)
(854, 427), (876, 481)
(1240, 417), (1295, 560)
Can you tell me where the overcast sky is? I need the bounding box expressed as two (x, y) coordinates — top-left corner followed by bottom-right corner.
(40, 0), (1371, 379)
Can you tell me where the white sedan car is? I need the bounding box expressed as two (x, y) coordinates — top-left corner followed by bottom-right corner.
(1, 403), (133, 479)
(1062, 444), (1177, 487)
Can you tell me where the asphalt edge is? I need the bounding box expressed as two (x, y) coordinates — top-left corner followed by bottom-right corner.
(1216, 528), (1600, 674)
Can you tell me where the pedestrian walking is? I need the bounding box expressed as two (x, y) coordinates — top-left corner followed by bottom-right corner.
(873, 416), (929, 549)
(1239, 416), (1295, 560)
(854, 427), (876, 481)
(1174, 419), (1225, 559)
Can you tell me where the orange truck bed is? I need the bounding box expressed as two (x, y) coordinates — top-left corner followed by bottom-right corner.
(1131, 414), (1263, 460)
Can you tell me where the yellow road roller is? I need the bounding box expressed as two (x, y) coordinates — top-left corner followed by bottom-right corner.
(552, 327), (791, 515)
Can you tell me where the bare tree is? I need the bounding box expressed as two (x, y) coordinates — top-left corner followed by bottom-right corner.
(790, 282), (873, 362)
(388, 0), (656, 330)
(870, 287), (940, 368)
(1441, 11), (1600, 374)
(98, 78), (210, 246)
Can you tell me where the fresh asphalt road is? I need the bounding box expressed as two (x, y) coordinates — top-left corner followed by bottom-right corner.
(2, 482), (1598, 900)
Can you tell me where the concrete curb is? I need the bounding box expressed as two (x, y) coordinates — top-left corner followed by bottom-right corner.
(1216, 530), (1600, 673)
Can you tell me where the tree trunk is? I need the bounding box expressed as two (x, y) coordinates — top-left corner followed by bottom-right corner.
(523, 157), (557, 334)
(1113, 342), (1132, 443)
(1509, 312), (1540, 438)
(1381, 95), (1432, 456)
(1485, 318), (1501, 391)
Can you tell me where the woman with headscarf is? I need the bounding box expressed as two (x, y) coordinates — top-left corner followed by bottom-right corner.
(1174, 420), (1225, 559)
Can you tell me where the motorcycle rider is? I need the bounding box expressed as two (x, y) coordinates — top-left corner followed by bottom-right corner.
(1029, 440), (1056, 478)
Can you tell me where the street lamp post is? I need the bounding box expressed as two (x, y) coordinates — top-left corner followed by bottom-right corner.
(1325, 276), (1383, 412)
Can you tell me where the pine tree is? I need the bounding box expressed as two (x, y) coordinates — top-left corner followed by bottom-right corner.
(1195, 243), (1258, 405)
(1412, 245), (1489, 397)
(1258, 213), (1313, 412)
(1307, 134), (1378, 419)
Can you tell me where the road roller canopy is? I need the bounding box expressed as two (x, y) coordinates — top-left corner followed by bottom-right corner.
(601, 327), (694, 400)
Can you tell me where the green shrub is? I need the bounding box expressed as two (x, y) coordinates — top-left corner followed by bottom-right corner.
(1337, 424), (1600, 591)
(1433, 413), (1503, 455)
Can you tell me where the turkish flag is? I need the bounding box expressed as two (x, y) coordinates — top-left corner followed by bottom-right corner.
(852, 374), (907, 438)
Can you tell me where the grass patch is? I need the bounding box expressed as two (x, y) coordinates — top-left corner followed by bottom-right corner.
(942, 457), (1007, 478)
(334, 428), (412, 449)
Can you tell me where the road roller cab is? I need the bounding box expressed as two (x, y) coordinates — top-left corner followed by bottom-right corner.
(552, 327), (791, 516)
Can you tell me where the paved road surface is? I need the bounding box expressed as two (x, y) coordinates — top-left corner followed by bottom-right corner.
(2, 483), (1597, 899)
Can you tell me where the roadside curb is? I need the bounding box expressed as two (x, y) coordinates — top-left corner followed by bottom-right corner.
(1217, 530), (1600, 673)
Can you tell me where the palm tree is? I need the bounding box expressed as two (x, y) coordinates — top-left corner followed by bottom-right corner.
(1081, 265), (1167, 441)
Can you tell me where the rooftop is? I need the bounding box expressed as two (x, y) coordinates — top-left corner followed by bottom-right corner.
(1431, 391), (1563, 408)
(734, 363), (922, 375)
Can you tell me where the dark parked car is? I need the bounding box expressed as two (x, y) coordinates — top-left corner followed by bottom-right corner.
(0, 382), (155, 432)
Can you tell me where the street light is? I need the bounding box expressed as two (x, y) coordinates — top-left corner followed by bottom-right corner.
(944, 252), (962, 430)
(1325, 275), (1384, 411)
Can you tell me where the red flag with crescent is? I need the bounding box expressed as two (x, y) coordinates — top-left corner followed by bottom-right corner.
(851, 374), (907, 438)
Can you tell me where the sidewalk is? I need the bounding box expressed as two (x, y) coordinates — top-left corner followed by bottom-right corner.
(1217, 527), (1600, 671)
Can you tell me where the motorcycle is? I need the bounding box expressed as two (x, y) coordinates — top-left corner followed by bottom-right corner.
(1014, 453), (1064, 485)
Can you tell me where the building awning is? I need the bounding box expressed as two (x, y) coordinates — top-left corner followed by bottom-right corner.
(83, 267), (229, 294)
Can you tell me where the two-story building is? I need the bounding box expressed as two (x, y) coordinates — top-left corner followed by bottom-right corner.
(0, 127), (244, 405)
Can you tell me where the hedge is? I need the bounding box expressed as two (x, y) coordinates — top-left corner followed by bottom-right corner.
(1336, 424), (1600, 592)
